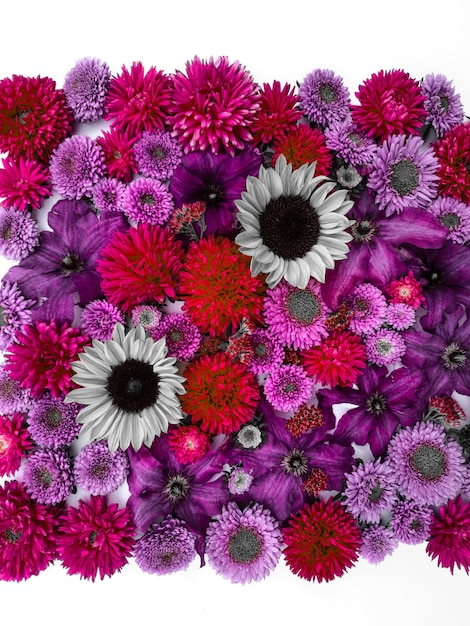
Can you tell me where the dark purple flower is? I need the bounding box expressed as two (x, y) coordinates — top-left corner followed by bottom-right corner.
(169, 147), (262, 237)
(5, 199), (127, 323)
(320, 189), (448, 310)
(318, 365), (425, 457)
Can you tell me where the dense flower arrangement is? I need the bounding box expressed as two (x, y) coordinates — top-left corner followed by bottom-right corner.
(0, 57), (469, 583)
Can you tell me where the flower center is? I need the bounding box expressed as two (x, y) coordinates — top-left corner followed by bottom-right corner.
(366, 392), (386, 416)
(61, 253), (84, 275)
(37, 468), (53, 487)
(255, 343), (267, 358)
(106, 358), (160, 412)
(351, 220), (376, 244)
(389, 159), (420, 196)
(170, 330), (184, 343)
(5, 527), (22, 544)
(368, 481), (385, 502)
(89, 530), (98, 545)
(439, 213), (461, 229)
(439, 96), (449, 112)
(286, 288), (321, 324)
(203, 183), (224, 204)
(91, 462), (110, 479)
(319, 84), (336, 103)
(45, 407), (63, 428)
(376, 340), (392, 356)
(141, 193), (155, 206)
(259, 195), (320, 260)
(164, 474), (189, 502)
(0, 306), (7, 327)
(282, 448), (308, 476)
(228, 528), (262, 564)
(16, 109), (31, 125)
(151, 147), (166, 159)
(441, 342), (467, 370)
(410, 443), (446, 480)
(348, 132), (362, 145)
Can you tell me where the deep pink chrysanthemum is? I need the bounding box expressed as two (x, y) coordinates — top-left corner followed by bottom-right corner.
(283, 498), (361, 583)
(97, 127), (138, 182)
(167, 424), (210, 464)
(271, 124), (333, 174)
(0, 480), (58, 581)
(169, 56), (261, 156)
(57, 496), (135, 581)
(0, 412), (33, 476)
(0, 74), (73, 162)
(104, 62), (172, 137)
(433, 123), (470, 204)
(426, 495), (470, 574)
(386, 271), (425, 310)
(250, 81), (301, 145)
(5, 320), (89, 398)
(264, 364), (313, 412)
(351, 70), (426, 141)
(0, 156), (51, 210)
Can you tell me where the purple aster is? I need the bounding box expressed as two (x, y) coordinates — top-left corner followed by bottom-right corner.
(169, 147), (262, 237)
(122, 177), (174, 225)
(387, 421), (464, 506)
(0, 207), (39, 261)
(319, 365), (425, 457)
(0, 280), (34, 350)
(50, 135), (106, 199)
(248, 328), (284, 375)
(5, 199), (126, 323)
(360, 525), (398, 565)
(134, 516), (197, 574)
(390, 498), (433, 544)
(347, 283), (387, 335)
(324, 119), (377, 166)
(131, 304), (162, 331)
(367, 134), (438, 216)
(27, 393), (81, 448)
(421, 73), (464, 138)
(365, 328), (406, 366)
(263, 278), (329, 350)
(0, 363), (31, 414)
(63, 57), (111, 122)
(386, 303), (415, 330)
(22, 448), (74, 505)
(426, 196), (470, 244)
(134, 130), (182, 180)
(74, 440), (129, 496)
(344, 459), (397, 524)
(150, 313), (201, 361)
(298, 69), (350, 127)
(92, 177), (127, 213)
(81, 299), (125, 341)
(206, 501), (282, 584)
(264, 364), (313, 413)
(320, 189), (447, 310)
(227, 466), (254, 495)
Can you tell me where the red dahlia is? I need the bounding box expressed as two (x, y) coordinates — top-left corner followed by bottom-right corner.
(272, 124), (332, 174)
(433, 123), (470, 204)
(251, 80), (301, 145)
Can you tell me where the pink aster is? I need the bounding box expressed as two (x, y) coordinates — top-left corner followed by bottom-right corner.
(0, 413), (33, 476)
(386, 302), (416, 330)
(347, 283), (388, 335)
(426, 495), (470, 574)
(365, 327), (406, 366)
(169, 56), (261, 156)
(5, 320), (89, 398)
(264, 364), (313, 412)
(57, 496), (135, 581)
(0, 156), (51, 210)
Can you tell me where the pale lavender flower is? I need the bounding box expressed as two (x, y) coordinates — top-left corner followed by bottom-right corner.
(81, 299), (125, 341)
(227, 466), (254, 495)
(28, 393), (81, 448)
(0, 280), (34, 350)
(122, 177), (174, 225)
(421, 73), (464, 137)
(264, 364), (313, 412)
(390, 498), (433, 544)
(427, 196), (470, 244)
(298, 69), (350, 127)
(0, 363), (31, 413)
(50, 135), (106, 199)
(386, 303), (416, 330)
(134, 130), (183, 180)
(74, 440), (128, 496)
(366, 328), (406, 366)
(64, 57), (111, 122)
(344, 458), (397, 524)
(324, 119), (377, 166)
(336, 164), (363, 189)
(23, 448), (74, 505)
(92, 177), (127, 213)
(347, 283), (387, 335)
(0, 207), (38, 261)
(360, 524), (398, 564)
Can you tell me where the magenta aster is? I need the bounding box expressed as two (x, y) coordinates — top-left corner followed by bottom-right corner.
(150, 313), (201, 361)
(347, 283), (388, 335)
(92, 177), (127, 213)
(426, 495), (470, 574)
(23, 447), (74, 505)
(81, 299), (125, 341)
(264, 364), (313, 412)
(0, 413), (32, 476)
(122, 177), (174, 225)
(248, 328), (284, 375)
(0, 156), (50, 210)
(97, 127), (138, 182)
(167, 424), (210, 464)
(50, 135), (106, 199)
(63, 57), (111, 122)
(250, 80), (301, 145)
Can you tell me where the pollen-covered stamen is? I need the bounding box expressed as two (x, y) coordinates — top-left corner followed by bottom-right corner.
(164, 474), (189, 502)
(282, 448), (308, 476)
(45, 407), (63, 428)
(441, 342), (467, 370)
(203, 183), (224, 204)
(439, 212), (461, 229)
(319, 84), (336, 103)
(351, 219), (377, 244)
(5, 527), (22, 544)
(228, 528), (262, 564)
(410, 443), (447, 480)
(389, 159), (420, 196)
(61, 253), (84, 275)
(368, 481), (385, 502)
(366, 392), (387, 416)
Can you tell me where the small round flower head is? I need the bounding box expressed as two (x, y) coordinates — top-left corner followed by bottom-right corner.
(336, 165), (363, 189)
(344, 459), (397, 524)
(92, 177), (127, 213)
(151, 313), (201, 361)
(227, 466), (254, 495)
(0, 413), (32, 476)
(0, 156), (51, 211)
(390, 499), (433, 544)
(134, 130), (183, 180)
(386, 272), (424, 310)
(0, 280), (34, 351)
(64, 57), (111, 122)
(360, 524), (398, 565)
(97, 127), (138, 183)
(122, 177), (174, 225)
(206, 501), (282, 584)
(386, 302), (416, 330)
(134, 516), (196, 575)
(264, 364), (313, 413)
(366, 328), (406, 366)
(248, 328), (284, 375)
(0, 363), (32, 414)
(421, 73), (464, 138)
(131, 304), (162, 331)
(347, 283), (387, 335)
(23, 447), (74, 505)
(298, 68), (350, 127)
(81, 299), (125, 341)
(50, 135), (106, 199)
(236, 423), (263, 450)
(28, 393), (81, 448)
(426, 495), (470, 574)
(387, 421), (464, 506)
(426, 196), (470, 244)
(74, 440), (129, 496)
(167, 424), (210, 464)
(324, 119), (377, 166)
(0, 207), (39, 261)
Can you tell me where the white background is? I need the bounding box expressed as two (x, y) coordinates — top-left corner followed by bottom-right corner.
(1, 1), (470, 624)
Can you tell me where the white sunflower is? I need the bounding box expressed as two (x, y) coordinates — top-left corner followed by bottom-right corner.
(65, 323), (186, 452)
(235, 154), (354, 288)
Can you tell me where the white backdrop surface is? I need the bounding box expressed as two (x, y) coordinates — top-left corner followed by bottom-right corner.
(1, 1), (469, 624)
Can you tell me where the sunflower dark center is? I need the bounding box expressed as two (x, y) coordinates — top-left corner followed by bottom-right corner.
(203, 183), (224, 204)
(389, 159), (420, 196)
(228, 528), (262, 564)
(61, 253), (84, 275)
(440, 213), (461, 229)
(441, 342), (467, 370)
(439, 96), (449, 112)
(282, 449), (308, 476)
(366, 392), (386, 416)
(5, 527), (22, 544)
(106, 358), (160, 412)
(319, 84), (336, 103)
(368, 481), (385, 502)
(351, 220), (376, 244)
(287, 288), (321, 324)
(410, 443), (446, 480)
(260, 195), (320, 260)
(164, 474), (189, 502)
(45, 408), (63, 428)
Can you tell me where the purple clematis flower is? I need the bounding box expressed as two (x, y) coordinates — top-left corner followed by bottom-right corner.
(5, 199), (126, 323)
(318, 365), (425, 457)
(169, 147), (262, 237)
(321, 189), (447, 310)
